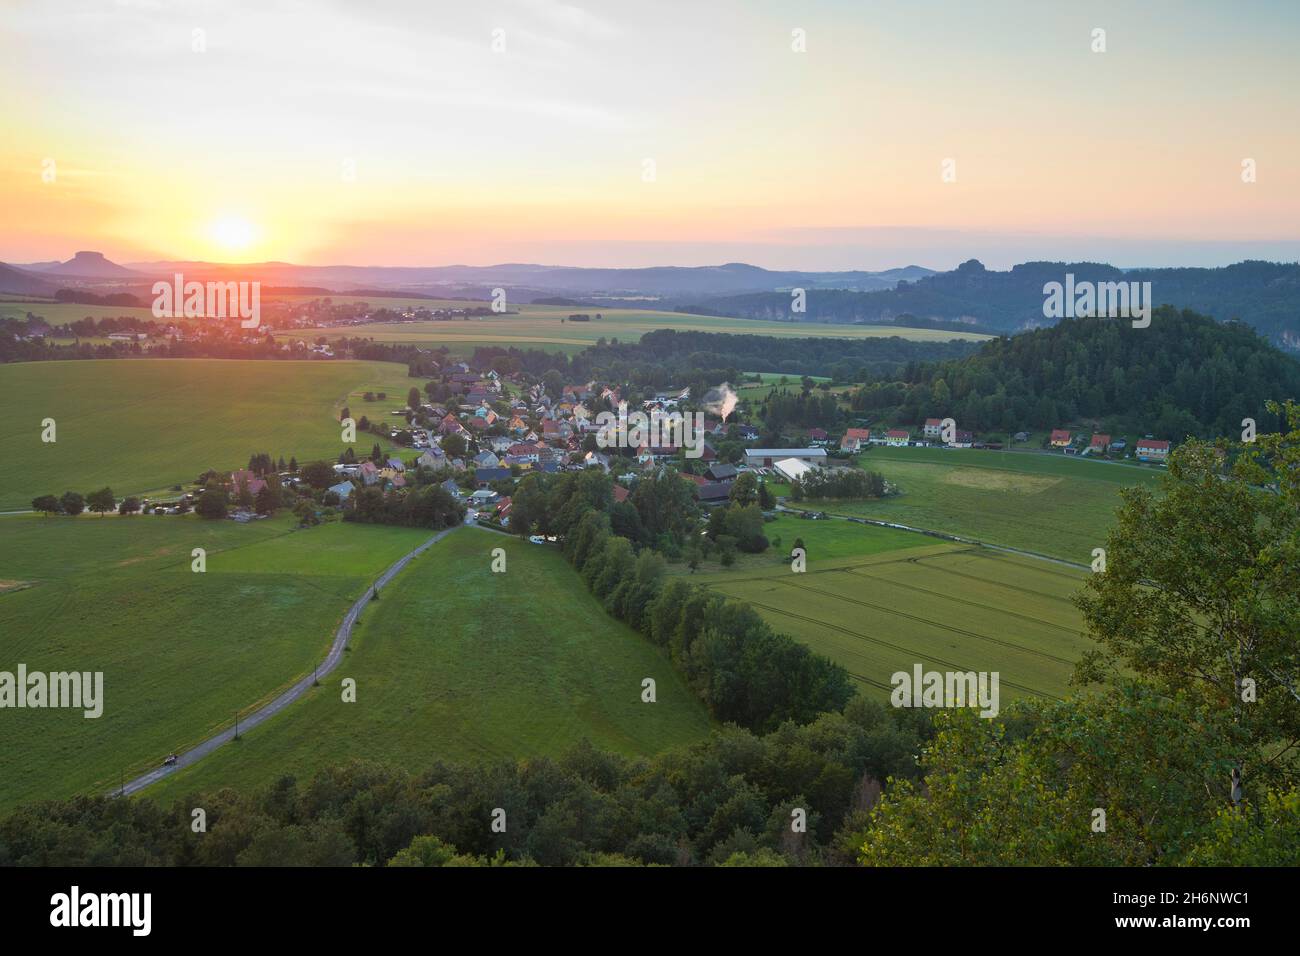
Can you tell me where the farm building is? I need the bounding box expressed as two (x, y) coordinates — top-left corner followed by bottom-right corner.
(773, 457), (819, 483)
(840, 428), (870, 452)
(744, 448), (828, 468)
(1050, 429), (1072, 448)
(1136, 438), (1171, 462)
(695, 482), (732, 505)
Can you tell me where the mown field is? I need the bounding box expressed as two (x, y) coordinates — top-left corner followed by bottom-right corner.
(802, 446), (1163, 563)
(0, 358), (416, 511)
(0, 513), (435, 811)
(671, 512), (924, 576)
(698, 535), (1091, 702)
(145, 527), (712, 804)
(288, 298), (991, 354)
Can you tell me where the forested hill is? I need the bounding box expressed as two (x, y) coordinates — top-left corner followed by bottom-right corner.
(856, 307), (1300, 438)
(688, 259), (1300, 352)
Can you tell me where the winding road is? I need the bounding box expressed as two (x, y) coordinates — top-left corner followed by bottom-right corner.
(116, 524), (459, 797)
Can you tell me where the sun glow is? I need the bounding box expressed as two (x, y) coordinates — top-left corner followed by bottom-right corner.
(209, 216), (259, 253)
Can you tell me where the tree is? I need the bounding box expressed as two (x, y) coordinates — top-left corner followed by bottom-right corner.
(408, 387), (422, 410)
(1076, 404), (1300, 807)
(254, 483), (278, 516)
(59, 491), (85, 517)
(118, 496), (141, 515)
(235, 478), (254, 510)
(299, 460), (336, 489)
(31, 495), (62, 516)
(729, 472), (759, 507)
(293, 499), (320, 527)
(86, 487), (115, 516)
(441, 432), (468, 458)
(195, 487), (228, 520)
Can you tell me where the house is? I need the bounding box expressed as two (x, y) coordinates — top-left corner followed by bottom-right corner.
(1050, 429), (1072, 449)
(923, 418), (944, 439)
(1135, 438), (1171, 462)
(773, 457), (818, 482)
(385, 457), (405, 472)
(883, 429), (910, 446)
(1088, 434), (1110, 454)
(230, 469), (268, 496)
(612, 484), (631, 503)
(744, 448), (828, 469)
(807, 427), (829, 445)
(1109, 438), (1128, 452)
(507, 443), (540, 463)
(473, 451), (500, 469)
(358, 461), (380, 485)
(470, 489), (499, 505)
(327, 481), (355, 500)
(705, 463), (737, 483)
(695, 482), (732, 505)
(440, 478), (463, 499)
(418, 448), (446, 469)
(947, 430), (974, 448)
(840, 427), (871, 452)
(474, 467), (511, 487)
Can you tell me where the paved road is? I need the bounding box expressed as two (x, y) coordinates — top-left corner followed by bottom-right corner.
(116, 524), (459, 797)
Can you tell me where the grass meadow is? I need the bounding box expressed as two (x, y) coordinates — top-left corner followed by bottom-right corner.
(0, 513), (436, 810)
(287, 299), (991, 354)
(804, 445), (1164, 564)
(0, 358), (416, 510)
(699, 540), (1091, 702)
(145, 528), (713, 804)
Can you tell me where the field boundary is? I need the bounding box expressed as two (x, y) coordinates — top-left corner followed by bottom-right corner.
(775, 503), (1090, 571)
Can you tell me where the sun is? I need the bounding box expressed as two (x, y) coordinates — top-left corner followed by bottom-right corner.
(208, 215), (258, 253)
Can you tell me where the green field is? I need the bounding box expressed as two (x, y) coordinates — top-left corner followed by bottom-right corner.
(0, 300), (158, 327)
(3, 294), (991, 357)
(0, 513), (436, 811)
(0, 358), (416, 511)
(145, 527), (712, 804)
(700, 539), (1091, 701)
(289, 299), (991, 353)
(809, 446), (1164, 563)
(672, 513), (924, 576)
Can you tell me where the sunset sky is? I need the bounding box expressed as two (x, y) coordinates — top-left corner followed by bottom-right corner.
(3, 0), (1298, 270)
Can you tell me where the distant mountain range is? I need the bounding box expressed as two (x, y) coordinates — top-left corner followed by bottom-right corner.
(22, 250), (140, 278)
(681, 259), (1300, 352)
(2, 251), (1296, 351)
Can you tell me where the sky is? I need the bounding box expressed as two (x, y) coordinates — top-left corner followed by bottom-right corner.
(2, 0), (1299, 271)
